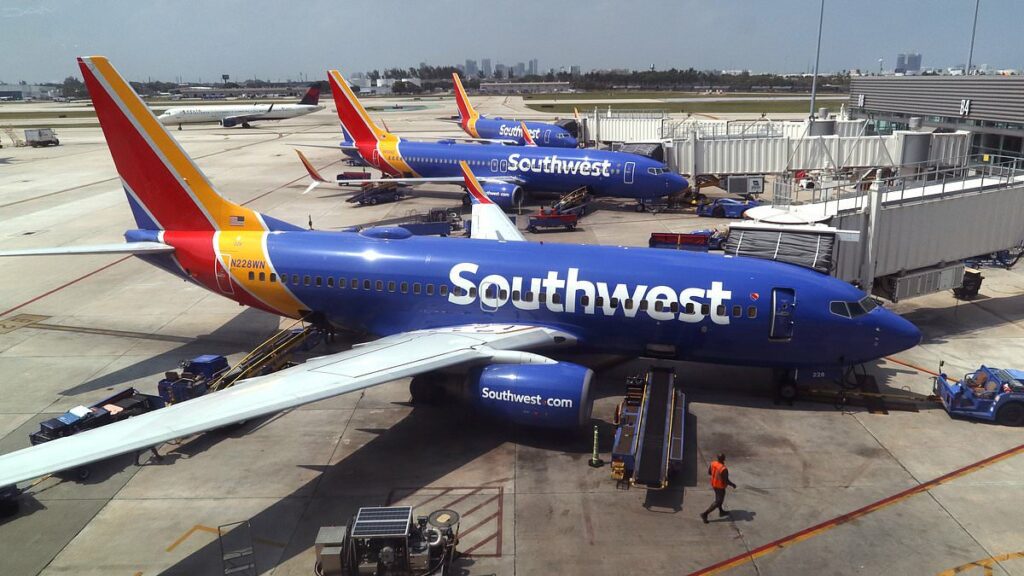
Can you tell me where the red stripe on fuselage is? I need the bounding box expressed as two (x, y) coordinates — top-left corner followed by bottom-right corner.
(162, 231), (285, 316)
(79, 59), (213, 232)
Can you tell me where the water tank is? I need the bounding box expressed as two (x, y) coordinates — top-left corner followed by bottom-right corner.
(808, 119), (836, 136)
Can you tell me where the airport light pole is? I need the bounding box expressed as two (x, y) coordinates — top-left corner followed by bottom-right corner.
(966, 0), (980, 74)
(808, 0), (825, 119)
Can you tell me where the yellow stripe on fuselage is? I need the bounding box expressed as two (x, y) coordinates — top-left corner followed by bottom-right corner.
(216, 231), (306, 318)
(90, 57), (263, 232)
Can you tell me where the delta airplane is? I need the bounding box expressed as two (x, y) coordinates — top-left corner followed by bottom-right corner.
(301, 70), (685, 210)
(452, 73), (578, 148)
(0, 56), (921, 487)
(157, 83), (323, 128)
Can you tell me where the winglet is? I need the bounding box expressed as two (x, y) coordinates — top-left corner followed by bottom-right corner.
(459, 161), (494, 205)
(295, 149), (327, 194)
(520, 121), (537, 147)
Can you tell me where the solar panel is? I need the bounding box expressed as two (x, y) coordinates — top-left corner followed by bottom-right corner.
(351, 506), (412, 538)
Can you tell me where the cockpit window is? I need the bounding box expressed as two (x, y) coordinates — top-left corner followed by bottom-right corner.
(647, 167), (667, 175)
(829, 301), (850, 318)
(830, 296), (879, 319)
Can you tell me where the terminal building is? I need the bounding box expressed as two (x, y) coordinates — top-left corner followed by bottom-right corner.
(847, 75), (1024, 158)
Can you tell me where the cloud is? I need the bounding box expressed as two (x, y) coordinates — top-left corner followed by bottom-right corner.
(2, 5), (55, 18)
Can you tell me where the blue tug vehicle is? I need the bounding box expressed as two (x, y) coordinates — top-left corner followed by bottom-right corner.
(934, 363), (1024, 426)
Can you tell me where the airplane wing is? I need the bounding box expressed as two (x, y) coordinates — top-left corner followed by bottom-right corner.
(461, 161), (525, 242)
(0, 323), (573, 487)
(0, 242), (174, 257)
(398, 135), (519, 146)
(221, 104), (275, 127)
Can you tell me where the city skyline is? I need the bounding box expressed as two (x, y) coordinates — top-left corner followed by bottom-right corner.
(2, 0), (1023, 83)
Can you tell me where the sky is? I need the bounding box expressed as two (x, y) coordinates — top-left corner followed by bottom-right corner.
(2, 0), (1023, 83)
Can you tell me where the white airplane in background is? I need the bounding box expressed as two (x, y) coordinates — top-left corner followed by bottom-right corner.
(157, 83), (323, 128)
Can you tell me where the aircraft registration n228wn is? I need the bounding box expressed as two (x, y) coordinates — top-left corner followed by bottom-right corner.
(0, 56), (920, 487)
(452, 72), (578, 148)
(303, 70), (686, 210)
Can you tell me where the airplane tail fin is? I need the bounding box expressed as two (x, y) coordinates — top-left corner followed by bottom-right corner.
(451, 73), (479, 126)
(295, 149), (328, 194)
(459, 161), (525, 242)
(298, 82), (321, 105)
(328, 70), (388, 144)
(520, 121), (537, 146)
(78, 56), (288, 232)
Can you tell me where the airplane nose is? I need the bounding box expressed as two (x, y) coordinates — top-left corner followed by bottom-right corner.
(880, 311), (922, 355)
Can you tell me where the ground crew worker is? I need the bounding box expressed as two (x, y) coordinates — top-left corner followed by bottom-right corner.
(700, 453), (737, 523)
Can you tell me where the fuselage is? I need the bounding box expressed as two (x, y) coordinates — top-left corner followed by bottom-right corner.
(352, 138), (685, 200)
(466, 116), (578, 148)
(139, 228), (921, 369)
(157, 103), (323, 125)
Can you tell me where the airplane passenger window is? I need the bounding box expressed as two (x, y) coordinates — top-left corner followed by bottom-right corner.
(468, 287), (477, 298)
(580, 295), (590, 306)
(701, 304), (710, 315)
(512, 290), (521, 301)
(524, 292), (534, 302)
(401, 282), (408, 293)
(673, 302), (682, 314)
(484, 285), (496, 298)
(639, 300), (649, 311)
(304, 276), (311, 286)
(551, 293), (561, 304)
(327, 277), (334, 288)
(684, 303), (693, 314)
(538, 292), (547, 303)
(717, 305), (726, 317)
(733, 305), (742, 317)
(499, 289), (508, 300)
(625, 299), (633, 310)
(259, 272), (266, 282)
(269, 273), (277, 283)
(747, 306), (757, 318)
(316, 277), (322, 287)
(375, 280), (383, 291)
(426, 284), (434, 295)
(351, 278), (359, 289)
(595, 296), (604, 307)
(655, 301), (664, 312)
(292, 274), (299, 285)
(388, 281), (396, 292)
(439, 285), (448, 296)
(248, 271), (255, 281)
(610, 298), (619, 309)
(413, 283), (421, 294)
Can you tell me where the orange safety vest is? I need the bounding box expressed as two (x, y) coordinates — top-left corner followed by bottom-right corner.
(710, 461), (727, 489)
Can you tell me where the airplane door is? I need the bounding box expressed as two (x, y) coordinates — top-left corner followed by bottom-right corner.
(624, 162), (635, 184)
(543, 129), (551, 144)
(770, 288), (796, 340)
(490, 158), (499, 172)
(371, 149), (380, 167)
(479, 281), (501, 313)
(499, 159), (508, 172)
(215, 255), (235, 295)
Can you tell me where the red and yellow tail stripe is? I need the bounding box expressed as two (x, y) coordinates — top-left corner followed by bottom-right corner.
(460, 161), (493, 205)
(327, 70), (417, 178)
(79, 56), (264, 233)
(451, 72), (480, 137)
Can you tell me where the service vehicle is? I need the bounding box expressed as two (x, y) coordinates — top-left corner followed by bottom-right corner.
(25, 128), (59, 147)
(697, 197), (761, 218)
(934, 363), (1024, 426)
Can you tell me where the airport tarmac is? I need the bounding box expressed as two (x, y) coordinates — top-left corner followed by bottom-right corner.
(1, 103), (1023, 576)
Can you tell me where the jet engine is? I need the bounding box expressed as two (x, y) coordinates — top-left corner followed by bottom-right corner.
(467, 362), (593, 428)
(480, 182), (524, 211)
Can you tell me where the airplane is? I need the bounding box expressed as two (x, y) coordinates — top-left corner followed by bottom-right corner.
(452, 73), (578, 148)
(0, 56), (921, 487)
(303, 70), (687, 211)
(157, 83), (324, 128)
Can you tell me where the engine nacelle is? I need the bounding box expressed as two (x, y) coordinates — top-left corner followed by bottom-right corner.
(220, 118), (241, 128)
(480, 182), (523, 211)
(469, 362), (593, 428)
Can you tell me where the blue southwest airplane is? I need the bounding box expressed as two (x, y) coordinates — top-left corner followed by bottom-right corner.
(452, 72), (578, 148)
(0, 57), (920, 487)
(299, 70), (685, 210)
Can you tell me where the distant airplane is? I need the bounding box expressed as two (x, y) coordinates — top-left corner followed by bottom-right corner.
(0, 56), (921, 488)
(304, 70), (686, 211)
(157, 83), (323, 128)
(452, 73), (578, 148)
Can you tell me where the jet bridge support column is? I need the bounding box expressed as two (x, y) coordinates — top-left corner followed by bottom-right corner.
(860, 178), (884, 291)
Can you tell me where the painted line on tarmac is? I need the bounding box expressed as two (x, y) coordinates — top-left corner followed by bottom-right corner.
(689, 442), (1024, 576)
(0, 255), (132, 318)
(937, 550), (1024, 575)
